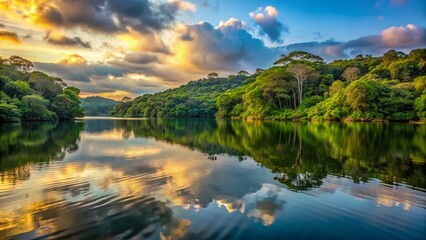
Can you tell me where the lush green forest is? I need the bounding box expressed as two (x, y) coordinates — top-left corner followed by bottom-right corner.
(112, 49), (426, 122)
(0, 56), (84, 122)
(81, 96), (118, 116)
(111, 73), (254, 118)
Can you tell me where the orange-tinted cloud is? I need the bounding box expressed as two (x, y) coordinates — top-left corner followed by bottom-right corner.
(80, 90), (133, 101)
(58, 54), (88, 65)
(0, 0), (193, 35)
(117, 31), (170, 54)
(0, 30), (21, 43)
(45, 33), (91, 49)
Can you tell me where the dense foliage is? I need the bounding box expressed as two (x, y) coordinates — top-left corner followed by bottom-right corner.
(111, 74), (254, 118)
(218, 49), (426, 121)
(113, 49), (426, 122)
(80, 96), (118, 116)
(0, 56), (84, 122)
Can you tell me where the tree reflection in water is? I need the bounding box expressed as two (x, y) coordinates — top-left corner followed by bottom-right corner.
(0, 119), (424, 239)
(109, 119), (425, 190)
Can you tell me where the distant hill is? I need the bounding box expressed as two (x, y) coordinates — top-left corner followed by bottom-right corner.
(110, 74), (254, 118)
(80, 96), (119, 116)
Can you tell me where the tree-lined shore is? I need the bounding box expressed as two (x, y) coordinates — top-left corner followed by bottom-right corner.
(0, 56), (84, 122)
(1, 49), (425, 123)
(112, 49), (426, 122)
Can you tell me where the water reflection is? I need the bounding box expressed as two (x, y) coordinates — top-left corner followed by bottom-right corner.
(0, 119), (424, 239)
(109, 119), (426, 189)
(0, 122), (83, 188)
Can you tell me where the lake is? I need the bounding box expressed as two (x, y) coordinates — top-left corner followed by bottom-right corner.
(0, 118), (425, 239)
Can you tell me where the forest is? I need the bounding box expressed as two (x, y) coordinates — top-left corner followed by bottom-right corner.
(0, 56), (84, 122)
(112, 49), (426, 122)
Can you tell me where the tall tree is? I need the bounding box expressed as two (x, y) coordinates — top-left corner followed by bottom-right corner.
(6, 56), (33, 73)
(238, 70), (250, 76)
(207, 72), (219, 78)
(287, 63), (316, 105)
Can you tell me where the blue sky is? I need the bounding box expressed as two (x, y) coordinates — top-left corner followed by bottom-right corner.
(183, 0), (426, 43)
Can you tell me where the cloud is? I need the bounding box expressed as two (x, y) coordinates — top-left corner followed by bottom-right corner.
(0, 30), (21, 43)
(284, 40), (344, 61)
(33, 52), (189, 98)
(35, 55), (123, 82)
(198, 0), (219, 11)
(45, 33), (92, 48)
(22, 34), (32, 39)
(124, 53), (159, 65)
(169, 0), (197, 12)
(380, 24), (425, 47)
(249, 6), (288, 43)
(1, 0), (193, 35)
(117, 30), (170, 54)
(58, 54), (88, 65)
(283, 24), (426, 60)
(0, 23), (5, 28)
(171, 18), (280, 73)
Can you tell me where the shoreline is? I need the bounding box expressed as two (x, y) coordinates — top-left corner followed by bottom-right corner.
(2, 116), (425, 124)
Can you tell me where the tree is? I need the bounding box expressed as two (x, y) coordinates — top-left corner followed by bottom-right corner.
(255, 68), (265, 74)
(4, 80), (33, 99)
(121, 96), (132, 102)
(0, 91), (22, 122)
(413, 76), (426, 93)
(207, 72), (219, 78)
(274, 51), (324, 66)
(238, 70), (250, 76)
(29, 71), (63, 100)
(342, 67), (361, 82)
(51, 92), (84, 120)
(0, 55), (84, 122)
(287, 63), (316, 105)
(21, 94), (57, 121)
(6, 56), (34, 73)
(414, 94), (426, 118)
(388, 59), (419, 81)
(382, 50), (406, 65)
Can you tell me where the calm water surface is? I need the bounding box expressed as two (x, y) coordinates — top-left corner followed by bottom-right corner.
(0, 119), (425, 239)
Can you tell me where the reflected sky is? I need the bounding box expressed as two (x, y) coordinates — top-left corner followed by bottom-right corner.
(0, 119), (425, 239)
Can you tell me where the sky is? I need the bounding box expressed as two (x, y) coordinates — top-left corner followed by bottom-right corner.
(0, 0), (425, 100)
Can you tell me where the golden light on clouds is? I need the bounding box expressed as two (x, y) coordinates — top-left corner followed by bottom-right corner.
(102, 147), (162, 159)
(80, 90), (132, 101)
(0, 31), (21, 43)
(117, 30), (169, 53)
(58, 53), (87, 65)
